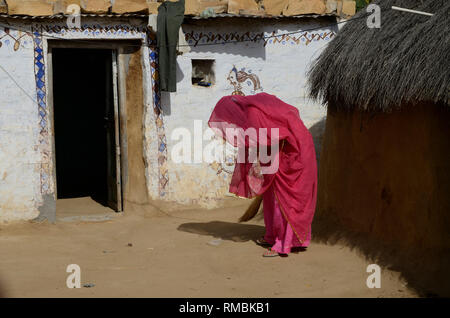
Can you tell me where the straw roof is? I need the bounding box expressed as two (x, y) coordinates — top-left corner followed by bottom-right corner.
(307, 0), (449, 111)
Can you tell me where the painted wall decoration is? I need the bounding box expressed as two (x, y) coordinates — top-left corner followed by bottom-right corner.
(32, 26), (52, 196)
(184, 30), (335, 47)
(0, 28), (30, 51)
(264, 30), (335, 45)
(40, 23), (148, 37)
(227, 65), (263, 96)
(148, 32), (169, 197)
(208, 143), (236, 176)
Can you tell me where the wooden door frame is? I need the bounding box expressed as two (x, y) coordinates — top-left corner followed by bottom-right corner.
(47, 40), (141, 213)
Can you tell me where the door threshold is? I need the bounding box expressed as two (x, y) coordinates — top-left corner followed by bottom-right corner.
(56, 197), (121, 223)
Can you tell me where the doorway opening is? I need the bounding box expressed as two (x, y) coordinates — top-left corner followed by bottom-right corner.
(52, 48), (122, 215)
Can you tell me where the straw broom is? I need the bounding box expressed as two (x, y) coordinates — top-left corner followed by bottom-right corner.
(239, 196), (263, 222)
(238, 140), (284, 222)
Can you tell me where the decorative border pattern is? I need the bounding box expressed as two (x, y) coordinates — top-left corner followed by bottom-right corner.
(31, 24), (169, 198)
(32, 25), (52, 196)
(184, 30), (336, 47)
(41, 24), (148, 37)
(148, 32), (169, 197)
(265, 31), (335, 46)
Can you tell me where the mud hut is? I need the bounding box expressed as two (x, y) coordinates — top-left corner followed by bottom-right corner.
(308, 0), (450, 295)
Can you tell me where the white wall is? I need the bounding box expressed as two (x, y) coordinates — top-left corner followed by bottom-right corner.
(0, 26), (41, 221)
(161, 18), (336, 207)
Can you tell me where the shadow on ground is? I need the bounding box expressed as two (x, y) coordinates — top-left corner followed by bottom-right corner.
(178, 220), (308, 255)
(0, 276), (7, 298)
(178, 221), (265, 243)
(312, 214), (450, 298)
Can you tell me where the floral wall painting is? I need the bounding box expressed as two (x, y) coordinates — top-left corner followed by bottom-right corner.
(227, 65), (263, 96)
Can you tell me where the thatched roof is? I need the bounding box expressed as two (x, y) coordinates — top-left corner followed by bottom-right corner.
(307, 0), (449, 112)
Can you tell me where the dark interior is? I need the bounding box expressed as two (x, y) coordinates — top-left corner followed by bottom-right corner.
(52, 48), (116, 206)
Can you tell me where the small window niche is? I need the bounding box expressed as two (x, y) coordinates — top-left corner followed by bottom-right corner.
(192, 59), (215, 87)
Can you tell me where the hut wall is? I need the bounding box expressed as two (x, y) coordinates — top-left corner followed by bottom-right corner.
(160, 18), (335, 207)
(316, 103), (450, 252)
(0, 17), (336, 221)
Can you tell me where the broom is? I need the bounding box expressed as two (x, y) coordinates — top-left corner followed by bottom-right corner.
(238, 141), (285, 222)
(239, 196), (263, 222)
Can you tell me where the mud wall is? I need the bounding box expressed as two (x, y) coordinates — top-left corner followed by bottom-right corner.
(122, 47), (149, 207)
(315, 103), (450, 295)
(317, 103), (450, 249)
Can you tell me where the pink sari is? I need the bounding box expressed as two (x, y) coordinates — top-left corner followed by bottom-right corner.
(263, 184), (311, 253)
(209, 93), (317, 251)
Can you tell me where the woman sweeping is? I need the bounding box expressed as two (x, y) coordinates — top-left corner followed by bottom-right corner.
(209, 93), (317, 257)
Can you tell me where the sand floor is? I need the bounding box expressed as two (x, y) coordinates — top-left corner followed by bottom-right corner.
(0, 197), (417, 298)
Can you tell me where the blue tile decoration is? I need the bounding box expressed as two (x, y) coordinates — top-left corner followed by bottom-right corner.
(32, 26), (52, 196)
(148, 32), (169, 197)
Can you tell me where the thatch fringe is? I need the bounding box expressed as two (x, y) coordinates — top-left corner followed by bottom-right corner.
(307, 0), (449, 112)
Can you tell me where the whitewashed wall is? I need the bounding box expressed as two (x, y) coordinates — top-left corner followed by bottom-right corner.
(0, 17), (336, 221)
(160, 18), (336, 207)
(0, 27), (41, 222)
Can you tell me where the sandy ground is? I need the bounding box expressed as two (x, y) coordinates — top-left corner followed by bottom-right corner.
(0, 197), (417, 298)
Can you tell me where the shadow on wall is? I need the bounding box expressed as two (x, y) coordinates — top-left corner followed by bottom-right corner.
(178, 221), (265, 242)
(186, 33), (266, 61)
(160, 61), (185, 116)
(189, 40), (266, 60)
(182, 18), (268, 60)
(308, 118), (326, 165)
(161, 91), (172, 116)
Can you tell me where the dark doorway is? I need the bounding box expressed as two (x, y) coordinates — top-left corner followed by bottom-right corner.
(52, 48), (122, 212)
